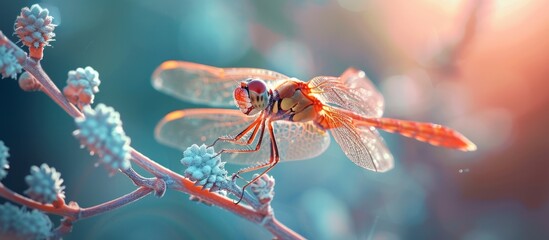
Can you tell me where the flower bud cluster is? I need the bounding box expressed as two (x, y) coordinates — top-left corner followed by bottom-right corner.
(15, 4), (56, 49)
(24, 163), (65, 204)
(181, 144), (228, 191)
(74, 104), (131, 173)
(63, 66), (101, 106)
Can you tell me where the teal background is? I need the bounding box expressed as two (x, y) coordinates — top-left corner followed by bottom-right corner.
(2, 1), (549, 239)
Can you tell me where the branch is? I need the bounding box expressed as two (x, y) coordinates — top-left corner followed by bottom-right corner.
(51, 218), (73, 240)
(23, 58), (83, 118)
(424, 0), (488, 76)
(0, 183), (78, 219)
(80, 186), (152, 218)
(0, 183), (152, 221)
(121, 167), (166, 197)
(121, 167), (157, 189)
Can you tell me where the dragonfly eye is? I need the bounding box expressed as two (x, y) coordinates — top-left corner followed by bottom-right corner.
(234, 87), (250, 104)
(247, 79), (267, 95)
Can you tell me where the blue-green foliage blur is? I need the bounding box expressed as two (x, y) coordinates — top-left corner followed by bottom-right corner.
(1, 1), (549, 240)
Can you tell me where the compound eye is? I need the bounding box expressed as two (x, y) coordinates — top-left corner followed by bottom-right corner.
(247, 80), (267, 94)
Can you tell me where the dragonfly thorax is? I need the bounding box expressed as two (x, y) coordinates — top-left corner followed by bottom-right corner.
(233, 79), (270, 116)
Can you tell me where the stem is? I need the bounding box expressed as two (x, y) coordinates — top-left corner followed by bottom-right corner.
(224, 181), (262, 210)
(80, 187), (152, 218)
(121, 167), (166, 197)
(121, 167), (157, 189)
(0, 183), (79, 219)
(23, 58), (83, 118)
(29, 47), (43, 60)
(425, 0), (487, 75)
(0, 183), (152, 221)
(130, 148), (174, 179)
(51, 218), (73, 240)
(264, 217), (305, 240)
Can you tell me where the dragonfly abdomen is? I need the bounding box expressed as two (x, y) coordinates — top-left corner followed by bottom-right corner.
(360, 118), (476, 151)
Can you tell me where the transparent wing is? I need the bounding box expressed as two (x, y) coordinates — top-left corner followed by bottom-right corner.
(323, 106), (394, 172)
(243, 120), (331, 165)
(271, 120), (331, 163)
(155, 108), (330, 165)
(152, 61), (289, 107)
(308, 67), (384, 118)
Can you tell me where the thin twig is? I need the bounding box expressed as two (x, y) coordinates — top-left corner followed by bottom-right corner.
(264, 216), (305, 240)
(0, 183), (152, 221)
(51, 217), (73, 240)
(23, 58), (83, 118)
(0, 183), (79, 219)
(121, 167), (157, 189)
(425, 0), (488, 75)
(121, 167), (166, 197)
(80, 187), (152, 218)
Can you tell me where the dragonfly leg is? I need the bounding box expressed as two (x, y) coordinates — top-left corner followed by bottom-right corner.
(231, 172), (246, 181)
(233, 161), (270, 181)
(212, 118), (267, 159)
(209, 112), (265, 147)
(235, 121), (280, 205)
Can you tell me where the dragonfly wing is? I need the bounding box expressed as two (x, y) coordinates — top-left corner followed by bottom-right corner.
(152, 61), (289, 107)
(155, 108), (256, 150)
(323, 106), (394, 172)
(272, 120), (331, 162)
(223, 120), (331, 165)
(155, 109), (330, 165)
(308, 68), (384, 118)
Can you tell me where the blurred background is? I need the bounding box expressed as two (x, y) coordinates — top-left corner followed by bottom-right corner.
(1, 0), (549, 239)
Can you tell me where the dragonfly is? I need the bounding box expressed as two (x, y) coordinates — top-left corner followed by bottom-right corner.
(152, 61), (476, 200)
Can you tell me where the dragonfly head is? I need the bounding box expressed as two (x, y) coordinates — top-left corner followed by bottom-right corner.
(233, 78), (270, 116)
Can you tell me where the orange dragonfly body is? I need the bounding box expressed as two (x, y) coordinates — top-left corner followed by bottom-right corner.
(153, 61), (476, 185)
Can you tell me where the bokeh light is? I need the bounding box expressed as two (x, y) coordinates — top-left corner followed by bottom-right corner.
(177, 0), (251, 65)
